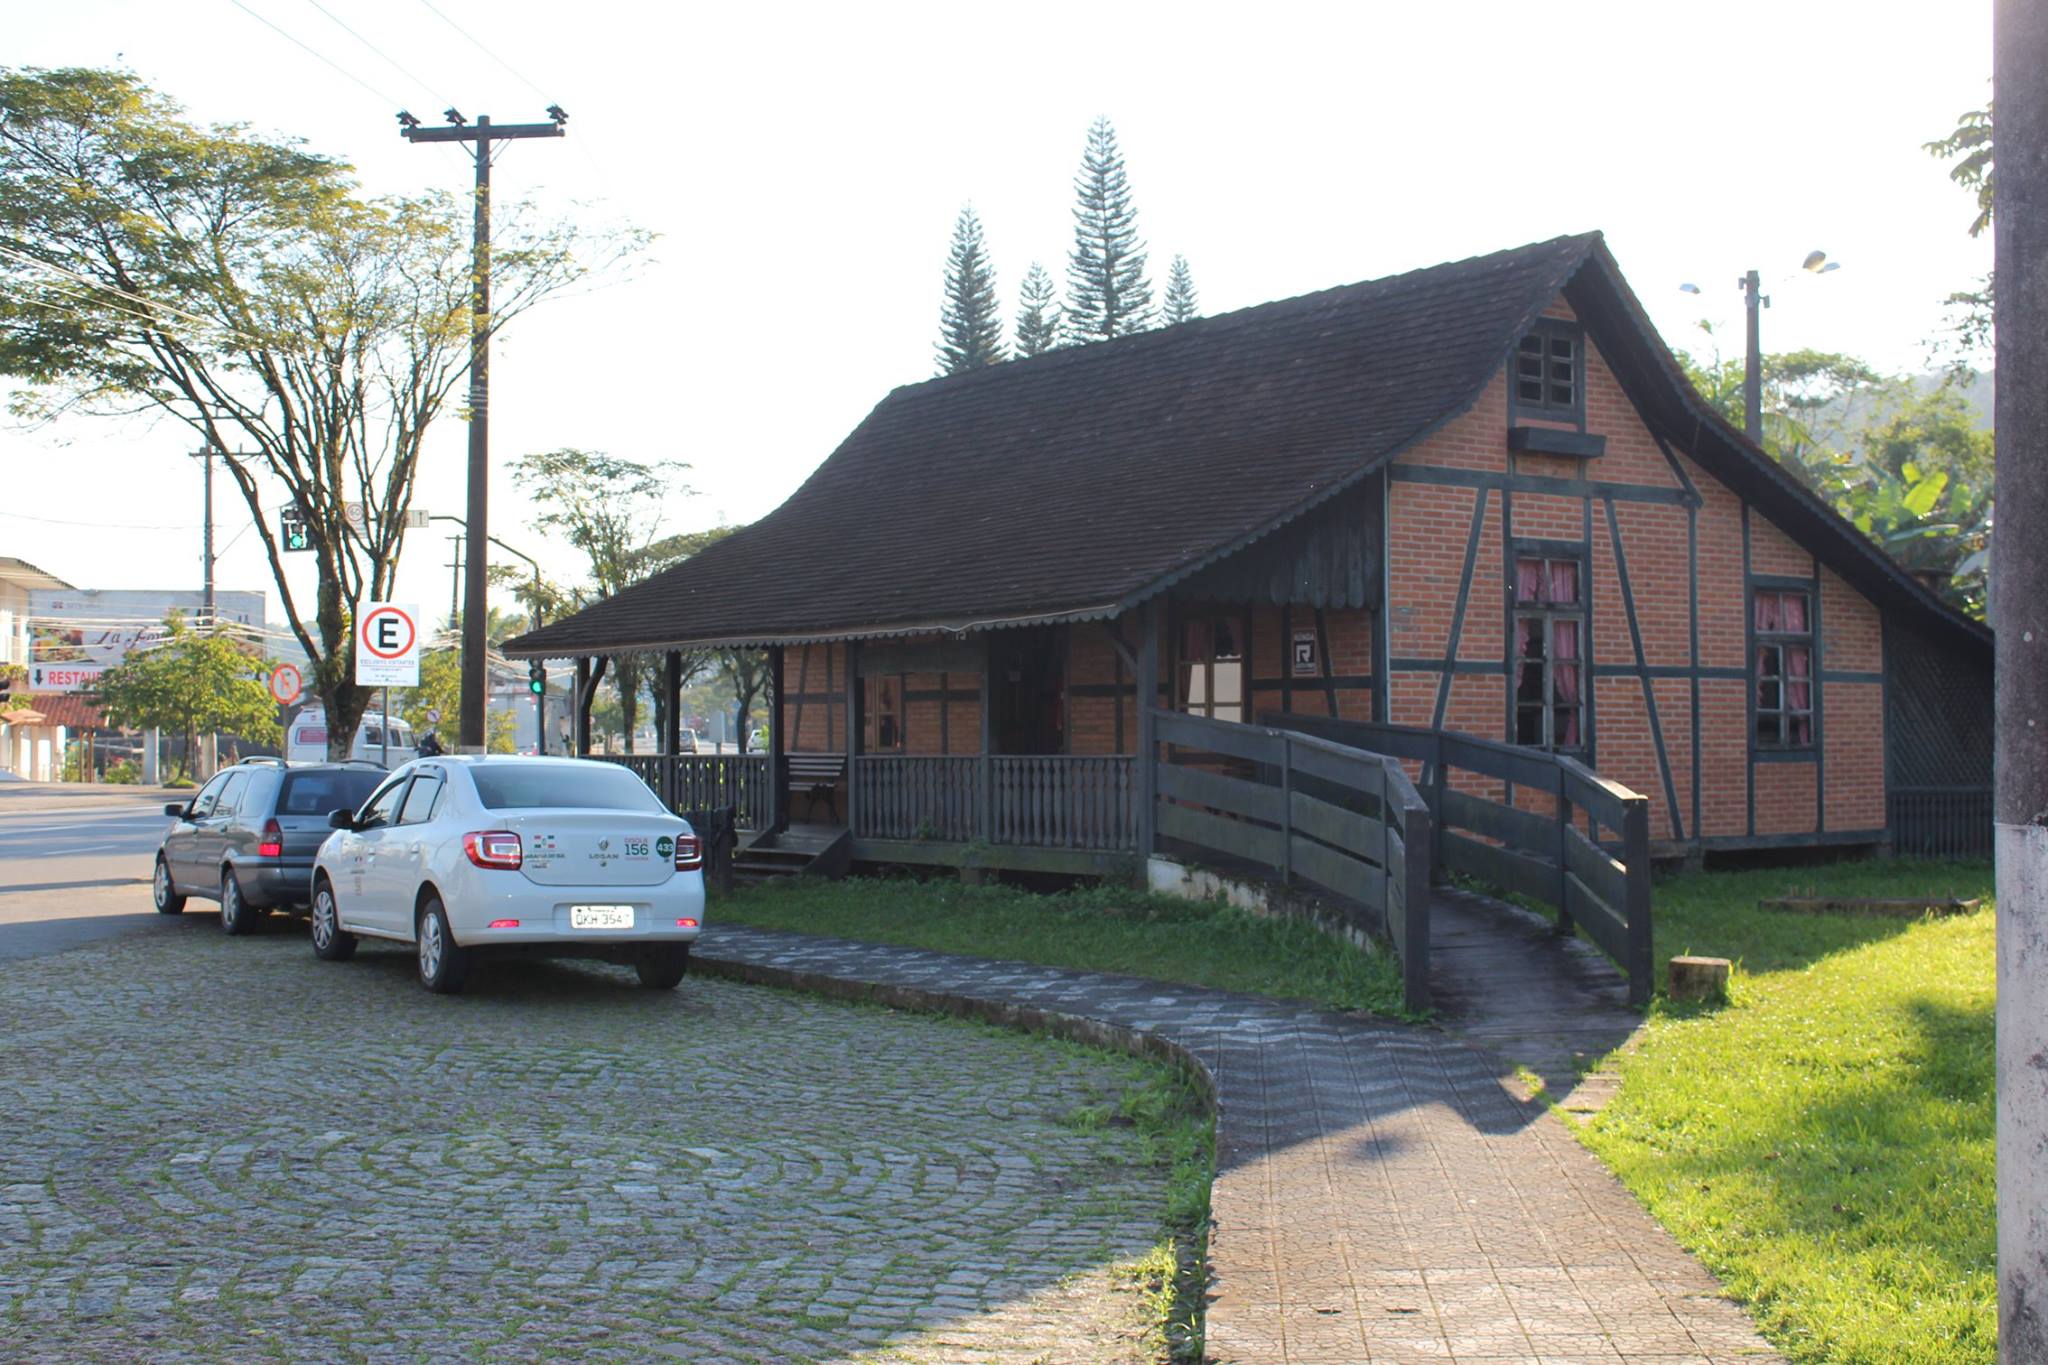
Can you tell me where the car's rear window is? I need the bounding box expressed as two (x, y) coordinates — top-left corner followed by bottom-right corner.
(278, 769), (386, 815)
(469, 763), (664, 812)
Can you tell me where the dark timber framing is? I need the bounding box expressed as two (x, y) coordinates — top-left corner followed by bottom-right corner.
(1603, 496), (1685, 839)
(1433, 488), (1491, 732)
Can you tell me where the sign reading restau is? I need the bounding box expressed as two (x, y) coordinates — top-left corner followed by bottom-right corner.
(353, 603), (420, 687)
(27, 662), (108, 693)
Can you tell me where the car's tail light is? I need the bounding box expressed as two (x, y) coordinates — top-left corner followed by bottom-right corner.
(463, 831), (523, 870)
(257, 818), (284, 859)
(676, 917), (699, 929)
(488, 918), (521, 930)
(673, 832), (703, 871)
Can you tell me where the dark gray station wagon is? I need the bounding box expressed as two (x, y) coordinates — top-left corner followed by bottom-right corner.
(153, 759), (388, 933)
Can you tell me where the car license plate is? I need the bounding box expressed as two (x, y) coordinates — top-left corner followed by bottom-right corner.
(569, 905), (634, 930)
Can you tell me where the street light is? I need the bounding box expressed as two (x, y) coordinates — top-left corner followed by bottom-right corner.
(1678, 250), (1842, 442)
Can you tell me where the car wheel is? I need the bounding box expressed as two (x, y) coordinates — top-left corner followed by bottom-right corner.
(152, 856), (186, 915)
(415, 898), (471, 995)
(310, 880), (357, 962)
(219, 869), (255, 936)
(635, 945), (691, 990)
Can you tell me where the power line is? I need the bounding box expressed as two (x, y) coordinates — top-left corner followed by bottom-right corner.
(227, 0), (405, 107)
(0, 508), (199, 531)
(303, 0), (451, 109)
(413, 0), (551, 100)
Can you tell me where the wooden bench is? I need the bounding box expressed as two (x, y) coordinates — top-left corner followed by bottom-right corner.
(786, 753), (847, 821)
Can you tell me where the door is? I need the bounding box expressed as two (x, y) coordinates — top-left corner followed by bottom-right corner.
(169, 772), (233, 890)
(384, 770), (447, 914)
(191, 770), (250, 889)
(339, 774), (412, 934)
(990, 626), (1066, 755)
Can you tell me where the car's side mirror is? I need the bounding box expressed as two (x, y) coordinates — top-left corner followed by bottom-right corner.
(327, 809), (356, 831)
(164, 802), (190, 818)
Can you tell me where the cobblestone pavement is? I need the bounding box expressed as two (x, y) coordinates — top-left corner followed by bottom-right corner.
(692, 924), (1785, 1365)
(0, 921), (1174, 1363)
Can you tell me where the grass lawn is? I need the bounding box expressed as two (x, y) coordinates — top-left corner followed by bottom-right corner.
(711, 874), (1408, 1016)
(1577, 858), (1996, 1365)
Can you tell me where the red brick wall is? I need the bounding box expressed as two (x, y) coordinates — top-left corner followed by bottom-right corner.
(1385, 291), (1889, 845)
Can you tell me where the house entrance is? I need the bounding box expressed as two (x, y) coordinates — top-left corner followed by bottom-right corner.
(990, 626), (1065, 754)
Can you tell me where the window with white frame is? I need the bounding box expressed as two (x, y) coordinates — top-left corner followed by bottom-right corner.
(1178, 615), (1244, 723)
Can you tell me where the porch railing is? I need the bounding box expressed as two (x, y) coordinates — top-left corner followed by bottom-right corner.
(854, 756), (981, 842)
(595, 751), (773, 831)
(852, 753), (1137, 850)
(1154, 709), (1434, 1010)
(1265, 713), (1654, 1006)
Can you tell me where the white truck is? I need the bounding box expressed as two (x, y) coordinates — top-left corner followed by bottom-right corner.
(284, 707), (419, 767)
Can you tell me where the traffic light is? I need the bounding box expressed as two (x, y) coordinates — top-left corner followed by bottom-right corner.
(527, 660), (546, 696)
(279, 504), (312, 553)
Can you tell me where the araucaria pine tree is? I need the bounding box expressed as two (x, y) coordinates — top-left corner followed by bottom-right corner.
(1014, 262), (1062, 357)
(935, 204), (1005, 375)
(1064, 116), (1154, 342)
(1164, 254), (1199, 325)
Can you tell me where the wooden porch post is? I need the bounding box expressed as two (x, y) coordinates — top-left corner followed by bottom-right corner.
(769, 645), (789, 832)
(978, 634), (994, 841)
(1136, 601), (1160, 862)
(573, 657), (592, 756)
(662, 650), (683, 809)
(844, 641), (862, 833)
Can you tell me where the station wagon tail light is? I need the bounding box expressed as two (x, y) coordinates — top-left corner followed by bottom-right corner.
(257, 818), (284, 859)
(463, 830), (523, 870)
(673, 833), (703, 871)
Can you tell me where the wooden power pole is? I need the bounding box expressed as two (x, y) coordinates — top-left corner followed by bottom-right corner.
(401, 106), (565, 750)
(1996, 2), (2048, 1360)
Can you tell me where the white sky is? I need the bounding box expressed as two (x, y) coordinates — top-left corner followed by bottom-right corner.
(4, 0), (1994, 643)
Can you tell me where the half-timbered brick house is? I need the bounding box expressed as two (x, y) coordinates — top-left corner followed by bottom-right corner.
(507, 232), (1992, 880)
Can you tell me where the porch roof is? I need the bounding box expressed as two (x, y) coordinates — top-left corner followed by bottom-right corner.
(506, 233), (1600, 657)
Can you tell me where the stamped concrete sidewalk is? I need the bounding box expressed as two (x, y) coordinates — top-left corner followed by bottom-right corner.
(694, 923), (1781, 1365)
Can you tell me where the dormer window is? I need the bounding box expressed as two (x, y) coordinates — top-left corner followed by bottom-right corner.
(1513, 319), (1582, 424)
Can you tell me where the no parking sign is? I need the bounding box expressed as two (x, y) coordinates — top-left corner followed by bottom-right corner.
(354, 603), (420, 687)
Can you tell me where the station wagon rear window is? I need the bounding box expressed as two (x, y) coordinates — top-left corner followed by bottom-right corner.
(470, 764), (665, 812)
(280, 769), (385, 815)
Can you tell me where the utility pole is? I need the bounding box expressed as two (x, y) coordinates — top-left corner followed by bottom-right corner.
(401, 106), (566, 751)
(446, 532), (465, 629)
(190, 447), (216, 625)
(1740, 269), (1765, 443)
(1995, 2), (2048, 1359)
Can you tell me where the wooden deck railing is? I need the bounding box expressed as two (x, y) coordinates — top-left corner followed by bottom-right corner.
(853, 755), (982, 842)
(1265, 713), (1654, 1005)
(595, 752), (773, 830)
(1154, 709), (1433, 1011)
(852, 754), (1137, 849)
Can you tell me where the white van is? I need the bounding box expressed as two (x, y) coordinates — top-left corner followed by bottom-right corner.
(284, 708), (419, 767)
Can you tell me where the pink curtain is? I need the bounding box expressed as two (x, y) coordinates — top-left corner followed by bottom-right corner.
(1516, 559), (1541, 603)
(1553, 622), (1580, 745)
(1787, 645), (1812, 744)
(1754, 592), (1781, 632)
(1515, 617), (1534, 658)
(1781, 593), (1808, 633)
(1548, 560), (1579, 606)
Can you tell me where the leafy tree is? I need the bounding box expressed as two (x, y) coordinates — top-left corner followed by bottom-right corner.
(94, 615), (279, 779)
(1064, 116), (1153, 342)
(1013, 262), (1062, 358)
(0, 68), (638, 758)
(1163, 254), (1199, 325)
(399, 649), (514, 753)
(1925, 105), (1994, 363)
(935, 204), (1004, 374)
(627, 525), (766, 752)
(513, 449), (693, 752)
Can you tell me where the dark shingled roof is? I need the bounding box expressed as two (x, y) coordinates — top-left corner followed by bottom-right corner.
(508, 230), (1988, 658)
(508, 233), (1600, 655)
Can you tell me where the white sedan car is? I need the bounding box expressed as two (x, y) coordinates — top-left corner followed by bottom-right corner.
(310, 756), (706, 994)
